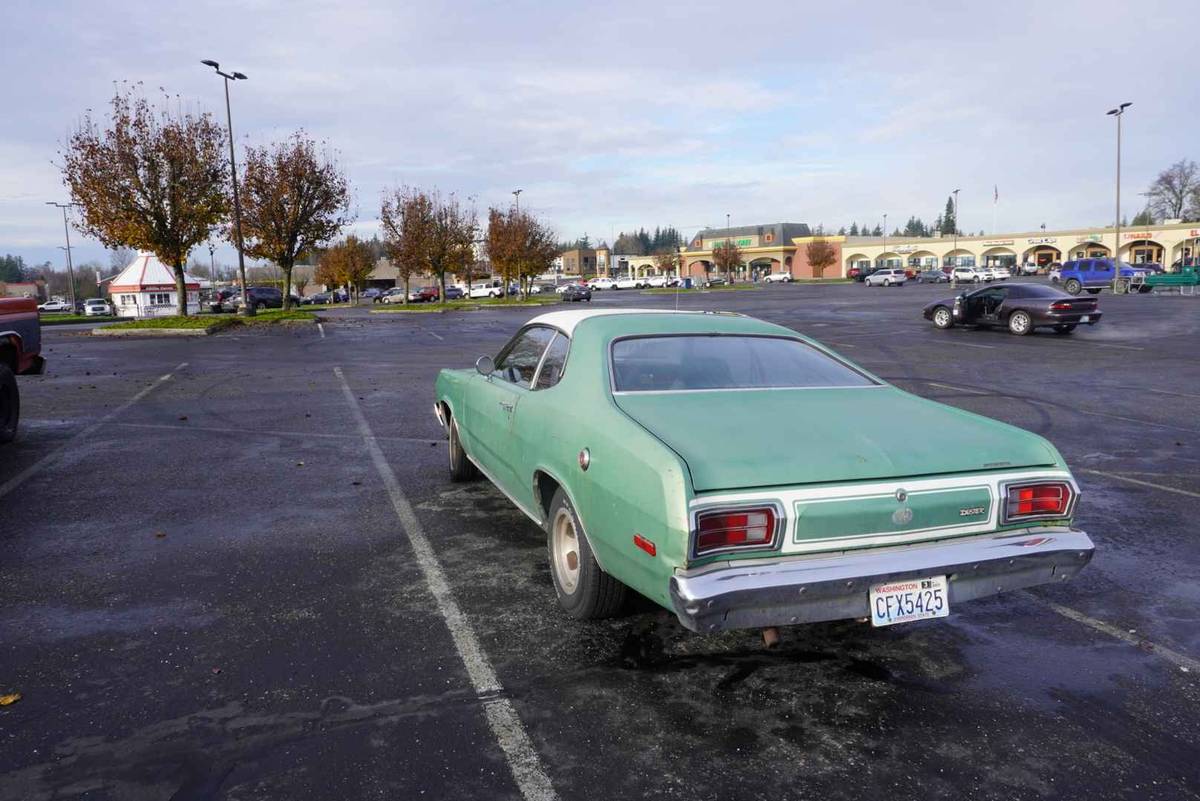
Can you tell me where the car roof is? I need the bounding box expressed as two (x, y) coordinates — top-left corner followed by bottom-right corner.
(528, 308), (791, 338)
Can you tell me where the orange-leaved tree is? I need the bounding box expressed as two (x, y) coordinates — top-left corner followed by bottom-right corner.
(60, 85), (228, 316)
(806, 238), (837, 279)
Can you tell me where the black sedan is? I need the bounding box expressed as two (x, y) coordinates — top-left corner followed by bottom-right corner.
(561, 284), (592, 302)
(915, 269), (950, 283)
(923, 283), (1101, 336)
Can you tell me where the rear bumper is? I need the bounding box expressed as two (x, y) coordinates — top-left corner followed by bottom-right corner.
(669, 528), (1094, 632)
(1038, 310), (1101, 326)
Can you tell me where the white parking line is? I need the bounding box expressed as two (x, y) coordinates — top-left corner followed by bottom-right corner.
(925, 381), (989, 395)
(1148, 387), (1200, 400)
(112, 421), (438, 444)
(1079, 469), (1200, 499)
(0, 362), (188, 501)
(427, 330), (445, 341)
(317, 323), (326, 339)
(333, 367), (558, 801)
(1094, 343), (1145, 352)
(954, 341), (997, 349)
(1030, 596), (1200, 673)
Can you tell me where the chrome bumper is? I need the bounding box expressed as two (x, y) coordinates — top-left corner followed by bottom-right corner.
(669, 529), (1094, 632)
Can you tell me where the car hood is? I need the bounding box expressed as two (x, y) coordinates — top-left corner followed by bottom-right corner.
(614, 387), (1059, 492)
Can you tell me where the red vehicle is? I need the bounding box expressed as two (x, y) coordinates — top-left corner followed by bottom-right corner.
(0, 297), (46, 443)
(412, 286), (440, 302)
(848, 266), (862, 279)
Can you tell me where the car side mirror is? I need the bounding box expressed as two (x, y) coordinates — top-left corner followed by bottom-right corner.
(475, 355), (495, 376)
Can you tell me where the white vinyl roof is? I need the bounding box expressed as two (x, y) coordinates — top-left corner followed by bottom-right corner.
(108, 251), (202, 292)
(528, 308), (705, 335)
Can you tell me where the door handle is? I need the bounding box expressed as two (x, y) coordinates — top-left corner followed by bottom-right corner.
(498, 401), (514, 412)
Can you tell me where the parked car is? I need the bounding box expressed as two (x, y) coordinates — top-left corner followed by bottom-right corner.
(923, 282), (1101, 336)
(362, 288), (384, 301)
(444, 285), (465, 300)
(468, 280), (506, 299)
(378, 288), (405, 304)
(704, 277), (728, 287)
(37, 300), (72, 313)
(915, 269), (949, 284)
(764, 272), (795, 283)
(1058, 258), (1150, 295)
(848, 266), (863, 280)
(614, 277), (643, 290)
(991, 266), (1012, 280)
(0, 297), (46, 444)
(588, 277), (617, 290)
(645, 275), (675, 288)
(560, 284), (592, 302)
(226, 286), (284, 311)
(301, 292), (332, 305)
(864, 268), (906, 287)
(82, 298), (114, 317)
(1019, 263), (1040, 276)
(977, 266), (997, 282)
(435, 309), (1094, 630)
(952, 266), (985, 283)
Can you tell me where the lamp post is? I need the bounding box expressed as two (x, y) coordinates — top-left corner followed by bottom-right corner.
(45, 202), (78, 310)
(1107, 102), (1132, 293)
(882, 213), (888, 270)
(952, 189), (961, 270)
(201, 59), (252, 316)
(512, 189), (522, 211)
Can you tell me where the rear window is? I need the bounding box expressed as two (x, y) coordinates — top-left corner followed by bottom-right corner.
(611, 335), (877, 393)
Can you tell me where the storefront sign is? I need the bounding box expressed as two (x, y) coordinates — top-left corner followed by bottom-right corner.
(894, 245), (917, 253)
(1122, 231), (1156, 240)
(705, 237), (753, 249)
(1026, 237), (1057, 245)
(981, 240), (1014, 247)
(1075, 235), (1103, 243)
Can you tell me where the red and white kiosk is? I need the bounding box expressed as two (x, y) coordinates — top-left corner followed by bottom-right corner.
(108, 252), (203, 318)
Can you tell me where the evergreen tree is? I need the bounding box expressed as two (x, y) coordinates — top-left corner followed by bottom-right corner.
(848, 222), (859, 236)
(940, 196), (957, 235)
(837, 226), (846, 235)
(0, 254), (27, 282)
(871, 224), (883, 236)
(933, 214), (943, 234)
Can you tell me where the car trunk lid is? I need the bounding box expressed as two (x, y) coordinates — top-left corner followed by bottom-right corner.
(614, 386), (1058, 492)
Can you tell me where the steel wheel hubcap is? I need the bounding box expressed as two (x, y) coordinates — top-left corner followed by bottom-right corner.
(552, 508), (581, 594)
(1014, 315), (1028, 331)
(935, 309), (949, 326)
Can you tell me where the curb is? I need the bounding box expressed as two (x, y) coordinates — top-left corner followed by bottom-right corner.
(92, 326), (220, 337)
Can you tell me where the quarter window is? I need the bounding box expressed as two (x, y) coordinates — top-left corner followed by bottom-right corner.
(494, 326), (556, 387)
(534, 334), (570, 390)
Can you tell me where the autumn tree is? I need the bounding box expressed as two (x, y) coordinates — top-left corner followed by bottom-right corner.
(380, 187), (433, 304)
(320, 236), (374, 302)
(806, 238), (837, 279)
(60, 85), (227, 316)
(653, 247), (681, 278)
(711, 238), (743, 283)
(486, 207), (556, 299)
(415, 190), (477, 304)
(238, 132), (352, 310)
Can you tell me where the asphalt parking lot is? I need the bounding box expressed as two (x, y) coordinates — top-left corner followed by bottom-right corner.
(2, 281), (1198, 800)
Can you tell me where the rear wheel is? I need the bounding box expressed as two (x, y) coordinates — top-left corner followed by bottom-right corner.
(1064, 279), (1082, 295)
(0, 364), (18, 443)
(547, 488), (626, 620)
(1008, 310), (1033, 336)
(256, 301), (267, 311)
(447, 416), (479, 482)
(932, 306), (954, 329)
(1053, 324), (1076, 335)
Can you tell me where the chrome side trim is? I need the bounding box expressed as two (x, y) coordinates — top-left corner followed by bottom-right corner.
(465, 452), (544, 527)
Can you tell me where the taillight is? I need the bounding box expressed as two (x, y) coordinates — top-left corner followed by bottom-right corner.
(1003, 482), (1074, 523)
(694, 506), (777, 556)
(1050, 301), (1073, 311)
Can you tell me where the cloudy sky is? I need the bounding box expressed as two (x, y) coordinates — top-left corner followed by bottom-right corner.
(1, 0), (1195, 269)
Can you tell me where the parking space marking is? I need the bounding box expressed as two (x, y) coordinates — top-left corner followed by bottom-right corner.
(925, 381), (989, 395)
(334, 366), (558, 801)
(1094, 343), (1145, 352)
(1080, 469), (1200, 499)
(0, 362), (188, 501)
(1148, 387), (1200, 400)
(427, 329), (445, 341)
(112, 421), (438, 444)
(318, 323), (326, 338)
(1030, 595), (1200, 673)
(952, 341), (997, 349)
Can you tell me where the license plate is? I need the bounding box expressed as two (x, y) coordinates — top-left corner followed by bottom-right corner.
(1080, 315), (1090, 323)
(869, 576), (949, 627)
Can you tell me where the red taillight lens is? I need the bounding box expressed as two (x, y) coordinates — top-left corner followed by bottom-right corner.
(1004, 482), (1073, 522)
(694, 507), (777, 555)
(1050, 301), (1073, 311)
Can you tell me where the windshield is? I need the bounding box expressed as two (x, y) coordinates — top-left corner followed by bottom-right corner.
(611, 335), (877, 392)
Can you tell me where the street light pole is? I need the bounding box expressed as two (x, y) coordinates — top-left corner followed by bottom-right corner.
(1107, 102), (1132, 293)
(512, 189), (522, 212)
(882, 213), (888, 270)
(45, 202), (78, 309)
(202, 60), (252, 316)
(952, 189), (961, 270)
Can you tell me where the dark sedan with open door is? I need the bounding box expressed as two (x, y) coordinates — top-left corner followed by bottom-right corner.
(923, 283), (1101, 336)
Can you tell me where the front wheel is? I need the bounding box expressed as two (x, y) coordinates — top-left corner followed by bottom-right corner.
(0, 364), (18, 444)
(932, 306), (954, 329)
(1064, 279), (1082, 295)
(447, 417), (479, 482)
(883, 279), (891, 286)
(547, 488), (626, 620)
(1008, 310), (1033, 336)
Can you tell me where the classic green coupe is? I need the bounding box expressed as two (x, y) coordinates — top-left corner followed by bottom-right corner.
(434, 309), (1094, 632)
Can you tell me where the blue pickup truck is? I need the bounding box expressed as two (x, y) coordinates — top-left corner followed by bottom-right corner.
(1058, 258), (1150, 295)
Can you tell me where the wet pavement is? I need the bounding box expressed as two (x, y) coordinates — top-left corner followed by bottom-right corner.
(2, 281), (1198, 800)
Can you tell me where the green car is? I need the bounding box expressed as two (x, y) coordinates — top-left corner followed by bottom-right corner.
(434, 310), (1094, 632)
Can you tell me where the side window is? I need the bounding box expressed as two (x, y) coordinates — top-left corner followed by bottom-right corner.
(534, 334), (570, 390)
(494, 326), (556, 387)
(1078, 260), (1092, 272)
